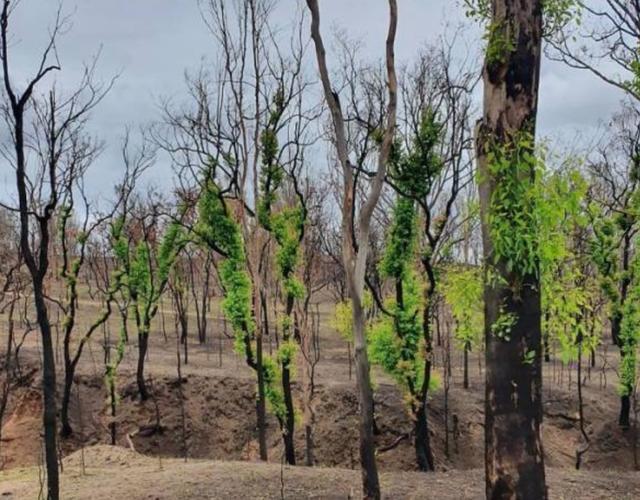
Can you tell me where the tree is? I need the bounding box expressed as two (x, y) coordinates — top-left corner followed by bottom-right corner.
(56, 136), (139, 437)
(257, 88), (308, 464)
(469, 0), (547, 496)
(113, 195), (187, 401)
(0, 2), (110, 495)
(306, 1), (397, 497)
(442, 265), (483, 390)
(588, 105), (640, 427)
(548, 1), (639, 101)
(159, 0), (313, 462)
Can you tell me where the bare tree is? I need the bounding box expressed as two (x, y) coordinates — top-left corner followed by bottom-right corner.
(548, 1), (640, 101)
(0, 2), (111, 496)
(306, 1), (397, 497)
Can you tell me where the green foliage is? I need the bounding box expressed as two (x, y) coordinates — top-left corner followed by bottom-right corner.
(380, 197), (418, 279)
(625, 58), (640, 97)
(619, 278), (639, 396)
(271, 207), (305, 299)
(463, 0), (580, 64)
(538, 167), (601, 362)
(441, 266), (483, 350)
(484, 20), (515, 65)
(262, 355), (287, 421)
(104, 323), (128, 406)
(590, 200), (640, 396)
(542, 0), (581, 36)
(368, 270), (433, 395)
(619, 236), (640, 396)
(590, 211), (621, 308)
(257, 88), (286, 230)
(462, 0), (490, 20)
(333, 292), (373, 341)
(196, 178), (255, 347)
(255, 90), (305, 436)
(463, 0), (580, 33)
(389, 110), (442, 200)
(490, 309), (516, 342)
(486, 133), (541, 278)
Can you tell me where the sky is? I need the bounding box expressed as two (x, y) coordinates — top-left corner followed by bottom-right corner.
(0, 0), (629, 202)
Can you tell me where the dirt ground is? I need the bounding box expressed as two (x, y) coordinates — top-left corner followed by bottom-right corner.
(1, 298), (639, 497)
(1, 445), (639, 499)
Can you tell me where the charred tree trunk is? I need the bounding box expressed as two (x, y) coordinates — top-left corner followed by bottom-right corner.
(476, 1), (546, 498)
(463, 343), (470, 389)
(414, 402), (435, 471)
(620, 395), (631, 428)
(257, 293), (269, 461)
(281, 293), (296, 465)
(60, 369), (74, 438)
(180, 312), (188, 366)
(34, 282), (60, 499)
(137, 331), (150, 400)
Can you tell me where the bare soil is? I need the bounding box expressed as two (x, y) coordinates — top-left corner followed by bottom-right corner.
(1, 299), (639, 497)
(1, 445), (639, 499)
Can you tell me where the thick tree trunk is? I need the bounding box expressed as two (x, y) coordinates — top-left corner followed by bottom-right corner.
(620, 395), (631, 428)
(476, 1), (546, 498)
(414, 404), (435, 471)
(137, 331), (150, 400)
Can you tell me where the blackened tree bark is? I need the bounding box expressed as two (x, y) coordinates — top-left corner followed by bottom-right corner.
(475, 1), (547, 498)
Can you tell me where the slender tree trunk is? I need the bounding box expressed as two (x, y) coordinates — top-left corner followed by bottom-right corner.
(575, 341), (590, 469)
(34, 285), (60, 500)
(60, 369), (74, 438)
(137, 331), (149, 400)
(281, 295), (296, 465)
(352, 296), (380, 498)
(476, 1), (546, 498)
(180, 313), (188, 366)
(256, 323), (268, 461)
(463, 344), (469, 389)
(305, 1), (397, 495)
(109, 380), (117, 445)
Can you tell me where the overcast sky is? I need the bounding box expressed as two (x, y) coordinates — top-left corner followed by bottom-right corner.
(0, 0), (628, 201)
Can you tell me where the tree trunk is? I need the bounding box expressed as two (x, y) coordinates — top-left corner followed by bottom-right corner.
(281, 293), (296, 465)
(414, 404), (435, 471)
(476, 1), (546, 498)
(620, 395), (631, 428)
(352, 297), (380, 498)
(256, 328), (268, 461)
(60, 368), (74, 438)
(180, 313), (188, 366)
(463, 344), (469, 389)
(110, 380), (117, 445)
(137, 331), (150, 400)
(34, 286), (60, 500)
